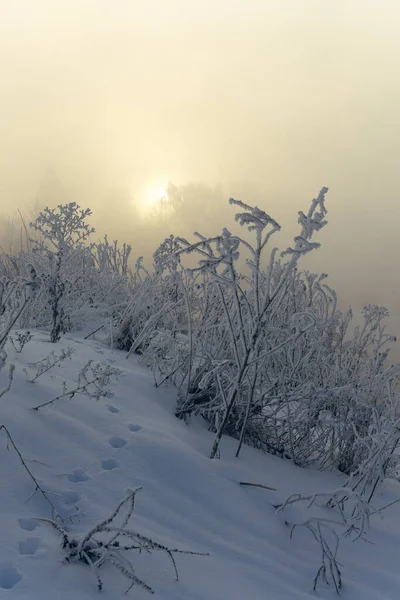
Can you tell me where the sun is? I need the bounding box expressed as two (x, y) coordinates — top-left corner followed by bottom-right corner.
(139, 183), (169, 217)
(156, 186), (168, 200)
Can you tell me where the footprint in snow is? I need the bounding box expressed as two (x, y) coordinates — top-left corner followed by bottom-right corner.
(0, 565), (23, 589)
(128, 423), (142, 432)
(101, 458), (119, 470)
(67, 469), (89, 483)
(106, 404), (119, 414)
(18, 537), (40, 556)
(18, 518), (39, 532)
(108, 436), (127, 449)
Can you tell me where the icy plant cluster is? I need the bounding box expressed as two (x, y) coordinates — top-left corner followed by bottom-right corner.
(38, 487), (207, 595)
(2, 203), (133, 343)
(24, 347), (75, 382)
(107, 187), (400, 591)
(277, 486), (373, 593)
(1, 189), (400, 593)
(2, 191), (399, 481)
(32, 360), (121, 411)
(104, 188), (400, 484)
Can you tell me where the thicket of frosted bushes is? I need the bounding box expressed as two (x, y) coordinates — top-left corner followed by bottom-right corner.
(2, 189), (400, 592)
(1, 190), (399, 478)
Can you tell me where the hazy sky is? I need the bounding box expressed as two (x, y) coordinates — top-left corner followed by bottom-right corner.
(1, 1), (400, 351)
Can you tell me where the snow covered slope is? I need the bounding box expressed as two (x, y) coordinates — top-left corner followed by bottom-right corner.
(1, 332), (400, 599)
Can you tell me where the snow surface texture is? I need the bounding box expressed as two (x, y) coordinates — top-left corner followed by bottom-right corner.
(1, 332), (400, 599)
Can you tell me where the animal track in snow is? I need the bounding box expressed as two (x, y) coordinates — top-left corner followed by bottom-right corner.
(101, 458), (119, 470)
(128, 423), (142, 432)
(18, 537), (40, 556)
(0, 565), (23, 589)
(67, 469), (89, 483)
(18, 518), (38, 532)
(108, 436), (127, 449)
(106, 404), (119, 413)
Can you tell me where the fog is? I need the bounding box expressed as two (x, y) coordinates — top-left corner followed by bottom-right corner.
(1, 0), (400, 354)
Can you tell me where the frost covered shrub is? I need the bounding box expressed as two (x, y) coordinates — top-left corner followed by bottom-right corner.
(91, 235), (132, 277)
(29, 203), (95, 342)
(9, 330), (33, 353)
(89, 237), (132, 315)
(277, 486), (374, 593)
(111, 251), (183, 357)
(2, 192), (399, 481)
(121, 189), (331, 458)
(0, 204), (135, 342)
(0, 264), (39, 382)
(33, 360), (121, 410)
(39, 487), (207, 594)
(118, 187), (400, 476)
(24, 347), (75, 382)
(14, 205), (133, 339)
(0, 265), (41, 357)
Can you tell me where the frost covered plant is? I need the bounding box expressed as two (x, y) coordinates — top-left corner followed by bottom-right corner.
(21, 189), (399, 485)
(149, 188), (330, 459)
(24, 347), (75, 382)
(9, 330), (33, 353)
(120, 187), (400, 478)
(0, 263), (40, 379)
(91, 235), (132, 277)
(75, 360), (121, 401)
(111, 252), (180, 359)
(24, 205), (133, 341)
(37, 487), (208, 594)
(277, 487), (373, 593)
(343, 379), (400, 502)
(30, 203), (95, 342)
(33, 360), (121, 410)
(0, 265), (41, 351)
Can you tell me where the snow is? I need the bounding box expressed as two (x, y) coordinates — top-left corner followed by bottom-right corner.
(1, 331), (400, 599)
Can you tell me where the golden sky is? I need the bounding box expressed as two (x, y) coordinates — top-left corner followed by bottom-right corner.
(1, 0), (400, 350)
